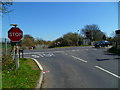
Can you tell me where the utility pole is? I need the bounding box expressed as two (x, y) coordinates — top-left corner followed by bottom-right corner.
(15, 44), (19, 69)
(77, 30), (79, 46)
(91, 30), (94, 45)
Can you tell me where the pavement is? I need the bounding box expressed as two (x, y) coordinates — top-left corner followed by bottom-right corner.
(24, 46), (120, 88)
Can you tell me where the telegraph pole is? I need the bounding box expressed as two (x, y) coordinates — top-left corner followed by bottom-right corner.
(77, 30), (79, 46)
(91, 30), (94, 45)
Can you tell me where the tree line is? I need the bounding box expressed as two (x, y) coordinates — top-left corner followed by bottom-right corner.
(22, 24), (117, 49)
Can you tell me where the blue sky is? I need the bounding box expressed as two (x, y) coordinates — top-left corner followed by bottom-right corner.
(2, 2), (118, 41)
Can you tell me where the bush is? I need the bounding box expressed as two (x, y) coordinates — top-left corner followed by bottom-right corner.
(109, 45), (120, 55)
(2, 55), (15, 72)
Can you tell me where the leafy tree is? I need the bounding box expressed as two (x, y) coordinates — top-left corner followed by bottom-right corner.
(63, 32), (81, 46)
(35, 38), (46, 45)
(55, 37), (68, 47)
(48, 32), (83, 48)
(81, 24), (106, 41)
(102, 34), (107, 40)
(22, 34), (36, 49)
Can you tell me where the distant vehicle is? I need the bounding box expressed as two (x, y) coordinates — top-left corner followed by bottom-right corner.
(94, 41), (111, 48)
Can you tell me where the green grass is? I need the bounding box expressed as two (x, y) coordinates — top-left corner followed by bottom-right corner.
(2, 58), (41, 88)
(1, 44), (12, 48)
(0, 73), (1, 90)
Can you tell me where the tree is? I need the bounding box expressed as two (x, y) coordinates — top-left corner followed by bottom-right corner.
(63, 32), (81, 46)
(0, 1), (13, 14)
(102, 34), (107, 40)
(22, 34), (36, 49)
(48, 32), (83, 48)
(35, 38), (46, 45)
(81, 24), (106, 41)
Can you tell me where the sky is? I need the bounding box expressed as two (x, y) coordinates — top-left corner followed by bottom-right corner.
(2, 0), (120, 2)
(2, 2), (118, 41)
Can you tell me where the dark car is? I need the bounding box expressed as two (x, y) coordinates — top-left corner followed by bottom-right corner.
(94, 41), (111, 48)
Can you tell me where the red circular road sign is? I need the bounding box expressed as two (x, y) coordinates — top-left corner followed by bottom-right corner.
(8, 27), (23, 42)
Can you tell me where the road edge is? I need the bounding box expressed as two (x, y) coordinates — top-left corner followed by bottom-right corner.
(25, 57), (44, 89)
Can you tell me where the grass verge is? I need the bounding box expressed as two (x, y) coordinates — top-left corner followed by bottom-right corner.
(2, 58), (41, 88)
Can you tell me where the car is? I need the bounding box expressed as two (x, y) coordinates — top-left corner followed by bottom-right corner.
(94, 41), (111, 48)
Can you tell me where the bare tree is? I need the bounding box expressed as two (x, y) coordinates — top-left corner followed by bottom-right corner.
(81, 24), (106, 41)
(0, 0), (13, 14)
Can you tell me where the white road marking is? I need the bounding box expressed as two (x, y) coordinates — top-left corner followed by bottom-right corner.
(53, 51), (65, 53)
(72, 50), (76, 51)
(71, 55), (87, 63)
(39, 54), (44, 57)
(41, 53), (55, 57)
(31, 55), (35, 57)
(95, 65), (120, 79)
(35, 55), (40, 58)
(31, 55), (39, 58)
(24, 51), (65, 55)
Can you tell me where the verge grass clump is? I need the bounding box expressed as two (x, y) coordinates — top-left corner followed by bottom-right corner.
(2, 58), (41, 88)
(2, 55), (15, 72)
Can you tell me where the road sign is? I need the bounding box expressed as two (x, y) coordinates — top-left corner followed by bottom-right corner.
(8, 27), (23, 42)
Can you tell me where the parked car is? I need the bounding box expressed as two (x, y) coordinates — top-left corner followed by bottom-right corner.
(94, 41), (111, 48)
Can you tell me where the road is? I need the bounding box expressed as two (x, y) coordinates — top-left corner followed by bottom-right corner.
(24, 47), (120, 88)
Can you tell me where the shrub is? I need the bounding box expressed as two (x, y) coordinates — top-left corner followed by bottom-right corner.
(2, 55), (15, 72)
(109, 45), (120, 55)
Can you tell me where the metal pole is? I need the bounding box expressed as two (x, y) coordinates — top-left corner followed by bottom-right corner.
(77, 30), (79, 46)
(91, 31), (94, 45)
(15, 44), (19, 69)
(13, 45), (15, 60)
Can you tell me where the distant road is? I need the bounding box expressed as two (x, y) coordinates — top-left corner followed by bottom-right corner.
(24, 47), (119, 88)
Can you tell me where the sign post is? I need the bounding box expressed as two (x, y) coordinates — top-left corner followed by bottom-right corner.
(8, 24), (23, 69)
(14, 44), (19, 69)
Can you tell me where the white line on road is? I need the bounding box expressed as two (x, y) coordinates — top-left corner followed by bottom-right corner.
(31, 55), (39, 58)
(39, 54), (44, 57)
(24, 51), (65, 55)
(71, 55), (87, 63)
(95, 65), (120, 79)
(72, 50), (80, 51)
